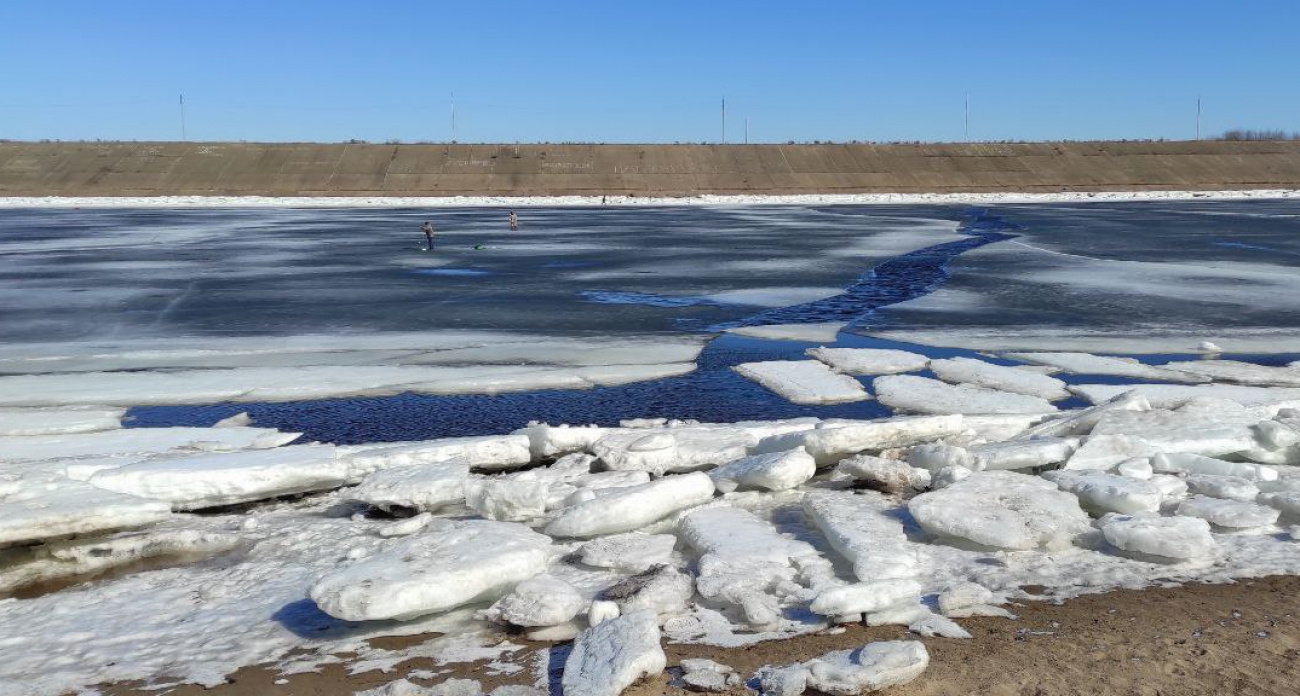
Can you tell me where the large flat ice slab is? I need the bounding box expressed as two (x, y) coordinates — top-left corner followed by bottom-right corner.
(806, 347), (929, 376)
(759, 641), (929, 696)
(0, 406), (125, 436)
(733, 360), (870, 405)
(544, 472), (716, 539)
(309, 520), (551, 621)
(88, 445), (349, 510)
(0, 477), (172, 548)
(874, 375), (1057, 415)
(908, 471), (1091, 550)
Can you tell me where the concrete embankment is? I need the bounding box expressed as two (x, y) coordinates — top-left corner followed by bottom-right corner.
(2, 140), (1299, 197)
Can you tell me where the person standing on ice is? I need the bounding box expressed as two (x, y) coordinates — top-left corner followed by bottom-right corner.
(422, 220), (435, 251)
(509, 210), (519, 231)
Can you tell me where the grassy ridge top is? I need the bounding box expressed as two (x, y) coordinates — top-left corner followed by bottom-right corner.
(3, 140), (1299, 197)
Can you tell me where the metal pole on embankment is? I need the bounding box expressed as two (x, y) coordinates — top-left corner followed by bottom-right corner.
(722, 97), (726, 144)
(179, 93), (186, 141)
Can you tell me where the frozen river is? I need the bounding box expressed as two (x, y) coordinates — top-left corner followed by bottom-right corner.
(3, 199), (1300, 441)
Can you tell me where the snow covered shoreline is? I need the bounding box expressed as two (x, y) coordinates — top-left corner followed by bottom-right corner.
(7, 339), (1300, 695)
(2, 189), (1299, 208)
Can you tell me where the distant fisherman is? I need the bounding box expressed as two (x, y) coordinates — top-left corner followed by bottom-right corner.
(422, 220), (435, 251)
(509, 210), (519, 231)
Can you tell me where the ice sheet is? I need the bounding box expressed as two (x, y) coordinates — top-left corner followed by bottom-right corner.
(733, 361), (871, 405)
(0, 363), (698, 407)
(929, 357), (1070, 401)
(805, 348), (929, 376)
(0, 406), (124, 436)
(726, 324), (845, 343)
(874, 375), (1058, 415)
(88, 445), (350, 511)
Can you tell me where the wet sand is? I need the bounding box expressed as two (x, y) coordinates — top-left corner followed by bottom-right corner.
(101, 575), (1300, 696)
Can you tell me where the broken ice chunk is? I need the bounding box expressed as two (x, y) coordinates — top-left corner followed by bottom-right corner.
(1063, 435), (1158, 471)
(834, 455), (930, 494)
(799, 415), (965, 466)
(484, 574), (584, 627)
(592, 427), (752, 476)
(907, 471), (1091, 550)
(0, 528), (238, 594)
(1041, 470), (1163, 515)
(1150, 453), (1277, 482)
(0, 477), (172, 548)
(936, 582), (995, 615)
(810, 580), (924, 616)
(734, 360), (871, 405)
(464, 478), (549, 522)
(680, 505), (827, 628)
(805, 347), (929, 376)
(1182, 474), (1260, 502)
(1014, 390), (1151, 440)
(0, 426), (299, 462)
(87, 444), (350, 511)
(1100, 514), (1217, 560)
(806, 641), (929, 693)
(1004, 352), (1208, 383)
(1175, 496), (1280, 529)
(578, 532), (678, 573)
(0, 406), (124, 436)
(929, 357), (1070, 401)
(874, 375), (1057, 415)
(709, 448), (816, 493)
(544, 472), (716, 539)
(348, 461), (469, 513)
(309, 520), (550, 621)
(513, 423), (609, 460)
(562, 610), (666, 696)
(601, 564), (695, 620)
(966, 438), (1077, 471)
(1160, 360), (1300, 387)
(803, 491), (919, 582)
(345, 434), (533, 476)
(1071, 383), (1300, 409)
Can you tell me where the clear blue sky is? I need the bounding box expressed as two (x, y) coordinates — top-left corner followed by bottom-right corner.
(3, 0), (1297, 143)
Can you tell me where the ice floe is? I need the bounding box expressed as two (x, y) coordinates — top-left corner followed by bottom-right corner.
(756, 640), (929, 696)
(928, 357), (1070, 401)
(1004, 352), (1211, 383)
(1071, 383), (1300, 409)
(726, 323), (845, 343)
(874, 375), (1057, 415)
(805, 347), (930, 376)
(1175, 496), (1280, 529)
(733, 360), (870, 405)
